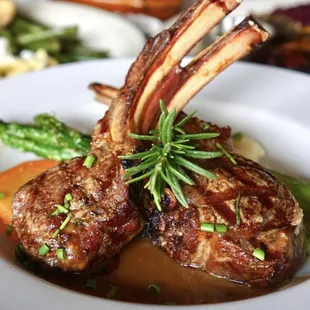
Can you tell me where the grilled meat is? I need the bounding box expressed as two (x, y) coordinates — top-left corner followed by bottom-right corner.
(12, 0), (244, 272)
(142, 114), (306, 286)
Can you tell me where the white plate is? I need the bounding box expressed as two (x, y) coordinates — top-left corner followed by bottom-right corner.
(14, 0), (145, 57)
(0, 59), (309, 309)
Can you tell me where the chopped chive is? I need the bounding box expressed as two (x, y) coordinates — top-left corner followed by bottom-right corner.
(85, 279), (97, 290)
(65, 193), (73, 201)
(148, 283), (161, 294)
(216, 143), (237, 165)
(200, 223), (215, 232)
(6, 225), (12, 236)
(56, 248), (67, 260)
(200, 122), (209, 130)
(74, 218), (83, 227)
(0, 192), (4, 198)
(253, 248), (265, 261)
(232, 132), (244, 140)
(52, 229), (60, 238)
(215, 224), (228, 233)
(52, 204), (69, 215)
(235, 193), (241, 226)
(38, 244), (50, 256)
(60, 213), (72, 230)
(83, 155), (96, 169)
(106, 285), (118, 299)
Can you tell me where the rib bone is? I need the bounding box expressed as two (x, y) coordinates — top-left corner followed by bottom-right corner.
(90, 17), (270, 134)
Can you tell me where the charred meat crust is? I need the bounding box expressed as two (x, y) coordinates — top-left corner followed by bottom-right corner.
(143, 113), (306, 286)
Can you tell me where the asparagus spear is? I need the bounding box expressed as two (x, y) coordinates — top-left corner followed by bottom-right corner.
(16, 26), (78, 45)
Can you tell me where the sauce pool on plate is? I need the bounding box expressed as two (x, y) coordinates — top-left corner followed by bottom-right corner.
(0, 160), (271, 305)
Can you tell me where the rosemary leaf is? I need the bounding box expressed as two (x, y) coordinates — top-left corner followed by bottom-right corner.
(119, 149), (155, 160)
(175, 156), (217, 180)
(123, 159), (158, 178)
(174, 110), (197, 127)
(174, 127), (186, 135)
(159, 99), (168, 116)
(128, 133), (159, 141)
(167, 161), (195, 185)
(125, 170), (154, 185)
(163, 109), (177, 144)
(177, 133), (220, 140)
(184, 150), (223, 159)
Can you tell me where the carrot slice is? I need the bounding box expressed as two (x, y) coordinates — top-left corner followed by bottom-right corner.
(0, 160), (58, 226)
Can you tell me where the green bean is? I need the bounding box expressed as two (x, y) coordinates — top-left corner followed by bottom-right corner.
(16, 26), (78, 45)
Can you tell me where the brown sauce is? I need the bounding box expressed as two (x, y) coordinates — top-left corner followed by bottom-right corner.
(0, 160), (285, 305)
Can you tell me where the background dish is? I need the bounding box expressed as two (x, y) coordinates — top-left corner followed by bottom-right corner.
(14, 0), (145, 57)
(0, 59), (309, 309)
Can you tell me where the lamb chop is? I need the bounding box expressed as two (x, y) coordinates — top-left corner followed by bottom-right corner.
(12, 0), (246, 272)
(89, 37), (306, 288)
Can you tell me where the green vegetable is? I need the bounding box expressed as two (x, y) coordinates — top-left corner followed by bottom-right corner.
(51, 204), (69, 215)
(120, 101), (223, 211)
(38, 244), (50, 256)
(52, 229), (60, 238)
(215, 224), (227, 233)
(235, 193), (241, 226)
(65, 193), (73, 201)
(83, 155), (96, 169)
(0, 192), (4, 199)
(56, 248), (67, 260)
(148, 283), (161, 294)
(253, 248), (265, 261)
(6, 225), (12, 236)
(24, 39), (61, 53)
(0, 115), (91, 161)
(216, 142), (237, 165)
(85, 279), (97, 290)
(200, 223), (215, 232)
(106, 285), (118, 299)
(16, 26), (78, 45)
(59, 214), (72, 230)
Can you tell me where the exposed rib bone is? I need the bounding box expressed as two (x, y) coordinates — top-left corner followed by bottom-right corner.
(90, 16), (270, 134)
(140, 16), (270, 133)
(89, 83), (118, 106)
(129, 0), (242, 133)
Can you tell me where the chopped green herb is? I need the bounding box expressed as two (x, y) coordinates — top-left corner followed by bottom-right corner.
(216, 142), (237, 165)
(85, 279), (97, 290)
(200, 122), (210, 130)
(119, 101), (222, 211)
(215, 224), (227, 233)
(148, 283), (161, 294)
(106, 285), (118, 299)
(56, 248), (67, 260)
(253, 248), (265, 261)
(232, 132), (244, 140)
(74, 218), (83, 227)
(65, 193), (73, 201)
(52, 229), (60, 238)
(6, 225), (12, 236)
(83, 155), (96, 169)
(51, 204), (69, 215)
(38, 244), (50, 256)
(235, 193), (241, 226)
(0, 192), (4, 198)
(200, 223), (215, 232)
(60, 213), (72, 230)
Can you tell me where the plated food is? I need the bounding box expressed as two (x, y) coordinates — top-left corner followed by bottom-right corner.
(0, 0), (310, 307)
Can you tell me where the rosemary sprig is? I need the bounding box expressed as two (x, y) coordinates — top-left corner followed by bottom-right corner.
(119, 101), (223, 211)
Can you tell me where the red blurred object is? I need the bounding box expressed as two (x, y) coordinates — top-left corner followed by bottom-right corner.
(64, 0), (185, 20)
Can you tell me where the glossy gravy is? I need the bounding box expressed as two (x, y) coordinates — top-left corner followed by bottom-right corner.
(0, 160), (273, 305)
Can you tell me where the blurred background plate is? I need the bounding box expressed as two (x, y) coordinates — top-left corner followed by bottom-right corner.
(14, 0), (146, 57)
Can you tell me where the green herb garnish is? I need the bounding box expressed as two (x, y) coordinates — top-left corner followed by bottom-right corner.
(65, 193), (73, 201)
(59, 213), (72, 230)
(51, 204), (69, 215)
(148, 283), (161, 294)
(119, 101), (223, 211)
(200, 223), (215, 232)
(253, 248), (265, 261)
(0, 192), (4, 198)
(215, 224), (228, 233)
(38, 244), (50, 256)
(6, 225), (12, 236)
(56, 248), (67, 260)
(106, 285), (118, 299)
(235, 193), (241, 226)
(85, 279), (97, 290)
(216, 142), (237, 165)
(83, 155), (96, 169)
